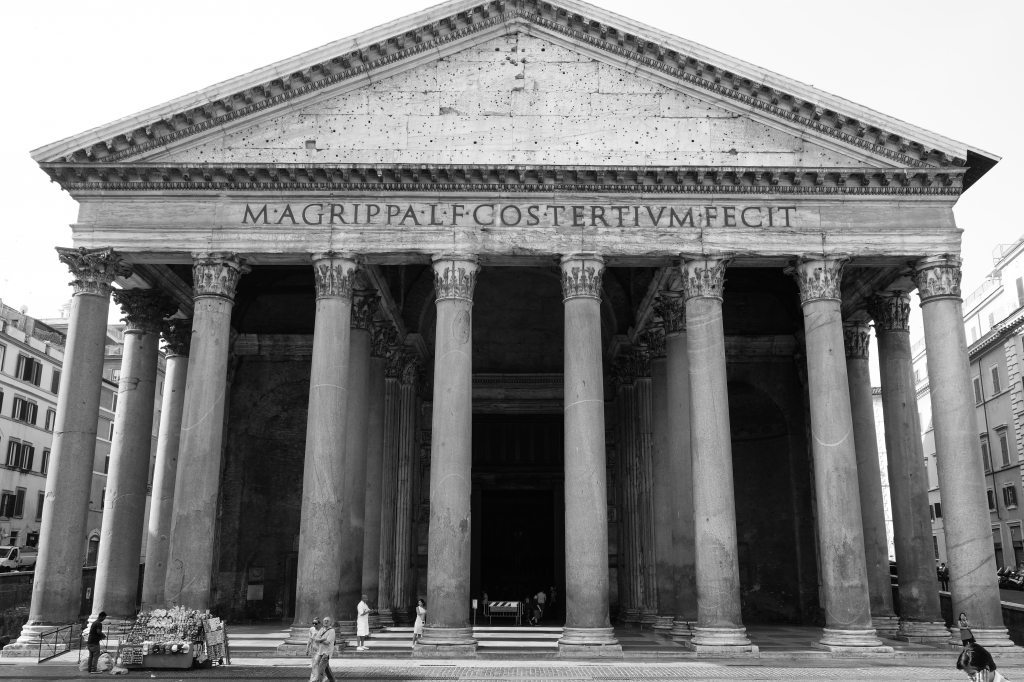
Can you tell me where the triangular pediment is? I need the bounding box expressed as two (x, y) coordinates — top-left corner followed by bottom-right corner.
(143, 33), (872, 168)
(34, 0), (995, 189)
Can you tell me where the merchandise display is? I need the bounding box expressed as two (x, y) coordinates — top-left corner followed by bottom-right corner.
(117, 607), (229, 669)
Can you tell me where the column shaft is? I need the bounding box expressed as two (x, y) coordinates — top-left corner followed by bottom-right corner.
(376, 360), (402, 627)
(843, 322), (897, 637)
(915, 256), (1012, 647)
(792, 258), (883, 651)
(681, 256), (751, 653)
(635, 371), (658, 626)
(164, 254), (247, 609)
(868, 294), (946, 642)
(419, 256), (478, 655)
(141, 323), (189, 608)
(650, 337), (676, 634)
(12, 249), (130, 652)
(94, 290), (174, 621)
(361, 334), (388, 623)
(558, 253), (620, 656)
(392, 364), (418, 625)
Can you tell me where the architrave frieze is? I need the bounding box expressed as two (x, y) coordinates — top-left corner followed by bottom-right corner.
(44, 3), (965, 172)
(41, 163), (965, 196)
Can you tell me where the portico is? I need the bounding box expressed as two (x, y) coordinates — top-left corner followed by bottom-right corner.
(7, 0), (1013, 660)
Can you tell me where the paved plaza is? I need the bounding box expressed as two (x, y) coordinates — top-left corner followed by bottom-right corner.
(1, 624), (1021, 680)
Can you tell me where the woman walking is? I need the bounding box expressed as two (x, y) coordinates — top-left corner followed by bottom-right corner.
(412, 599), (426, 647)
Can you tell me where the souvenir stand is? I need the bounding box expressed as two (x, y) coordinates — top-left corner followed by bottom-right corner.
(117, 607), (230, 670)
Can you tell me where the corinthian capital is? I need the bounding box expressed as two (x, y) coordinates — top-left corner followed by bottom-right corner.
(162, 318), (193, 357)
(843, 321), (871, 360)
(560, 253), (604, 301)
(112, 289), (178, 334)
(866, 292), (911, 333)
(56, 247), (132, 297)
(192, 253), (249, 300)
(679, 255), (731, 302)
(637, 326), (666, 358)
(789, 256), (848, 304)
(432, 255), (479, 303)
(913, 255), (962, 304)
(311, 252), (358, 300)
(351, 291), (380, 330)
(654, 292), (685, 334)
(372, 324), (397, 359)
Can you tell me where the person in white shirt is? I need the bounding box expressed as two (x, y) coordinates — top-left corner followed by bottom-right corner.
(356, 595), (372, 651)
(305, 617), (320, 660)
(309, 616), (336, 682)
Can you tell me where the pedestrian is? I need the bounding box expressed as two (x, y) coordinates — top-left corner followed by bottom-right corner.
(956, 641), (1006, 681)
(535, 588), (547, 622)
(86, 611), (107, 674)
(305, 617), (320, 660)
(309, 615), (336, 682)
(356, 594), (372, 651)
(939, 562), (950, 591)
(412, 598), (426, 647)
(959, 612), (977, 646)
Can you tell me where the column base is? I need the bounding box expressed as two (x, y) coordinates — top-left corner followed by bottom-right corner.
(686, 626), (756, 655)
(652, 615), (674, 635)
(413, 626), (477, 658)
(2, 623), (78, 658)
(639, 609), (658, 629)
(284, 624), (314, 646)
(817, 627), (892, 653)
(557, 627), (622, 658)
(894, 619), (952, 644)
(871, 614), (900, 639)
(669, 619), (693, 643)
(276, 642), (319, 656)
(967, 627), (1019, 649)
(376, 608), (395, 628)
(621, 608), (640, 627)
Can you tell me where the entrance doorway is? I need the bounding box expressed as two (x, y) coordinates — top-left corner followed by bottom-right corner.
(471, 413), (564, 619)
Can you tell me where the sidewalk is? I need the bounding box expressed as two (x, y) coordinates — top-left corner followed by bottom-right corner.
(1, 623), (1021, 680)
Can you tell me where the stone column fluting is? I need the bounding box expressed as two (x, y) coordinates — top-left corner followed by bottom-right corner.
(611, 358), (639, 626)
(645, 324), (676, 635)
(392, 355), (420, 625)
(790, 257), (887, 652)
(8, 248), (131, 655)
(164, 252), (249, 610)
(655, 293), (697, 643)
(866, 293), (948, 643)
(842, 321), (898, 638)
(558, 253), (621, 657)
(680, 255), (753, 654)
(282, 253), (357, 648)
(376, 344), (403, 628)
(914, 255), (1013, 648)
(418, 255), (479, 656)
(93, 289), (177, 624)
(633, 349), (658, 628)
(362, 323), (392, 629)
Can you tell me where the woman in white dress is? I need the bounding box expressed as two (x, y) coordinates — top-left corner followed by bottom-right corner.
(413, 599), (426, 647)
(356, 595), (372, 651)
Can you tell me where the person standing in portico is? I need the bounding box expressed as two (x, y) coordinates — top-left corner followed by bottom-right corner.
(356, 595), (372, 651)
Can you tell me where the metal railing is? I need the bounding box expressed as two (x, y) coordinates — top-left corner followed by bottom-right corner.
(36, 623), (75, 663)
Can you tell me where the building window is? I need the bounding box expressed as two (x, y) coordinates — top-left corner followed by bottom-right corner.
(1018, 277), (1024, 307)
(107, 420), (115, 441)
(994, 527), (1005, 568)
(35, 492), (44, 522)
(974, 377), (984, 404)
(50, 370), (61, 394)
(4, 440), (33, 471)
(15, 355), (42, 386)
(981, 437), (992, 472)
(0, 491), (14, 518)
(44, 408), (56, 432)
(104, 454), (110, 474)
(1004, 485), (1018, 509)
(992, 366), (1002, 394)
(100, 487), (106, 509)
(86, 535), (99, 567)
(1012, 525), (1024, 568)
(11, 396), (37, 425)
(934, 502), (942, 519)
(111, 392), (117, 412)
(40, 449), (49, 475)
(988, 488), (997, 511)
(998, 428), (1012, 467)
(0, 387), (4, 413)
(933, 535), (940, 560)
(110, 369), (120, 383)
(0, 344), (5, 372)
(13, 488), (25, 519)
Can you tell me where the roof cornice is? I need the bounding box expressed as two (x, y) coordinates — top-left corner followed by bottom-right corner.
(31, 0), (996, 183)
(40, 162), (965, 196)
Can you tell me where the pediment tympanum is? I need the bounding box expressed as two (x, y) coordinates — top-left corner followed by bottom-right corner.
(147, 34), (868, 169)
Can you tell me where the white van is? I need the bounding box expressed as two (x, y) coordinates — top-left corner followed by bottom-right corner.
(0, 545), (37, 572)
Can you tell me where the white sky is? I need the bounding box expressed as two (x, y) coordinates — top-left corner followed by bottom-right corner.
(0, 0), (1020, 330)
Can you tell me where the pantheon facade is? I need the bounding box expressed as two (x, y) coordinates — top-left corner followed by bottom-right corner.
(7, 0), (1011, 657)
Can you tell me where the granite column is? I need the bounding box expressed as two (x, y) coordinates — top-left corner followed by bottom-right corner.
(914, 256), (1013, 648)
(646, 325), (676, 635)
(842, 321), (898, 637)
(558, 253), (621, 656)
(9, 248), (131, 654)
(142, 319), (191, 608)
(867, 292), (947, 642)
(164, 253), (248, 609)
(791, 257), (885, 651)
(392, 355), (420, 625)
(376, 347), (403, 627)
(362, 324), (391, 627)
(418, 255), (479, 656)
(93, 289), (177, 623)
(680, 255), (752, 654)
